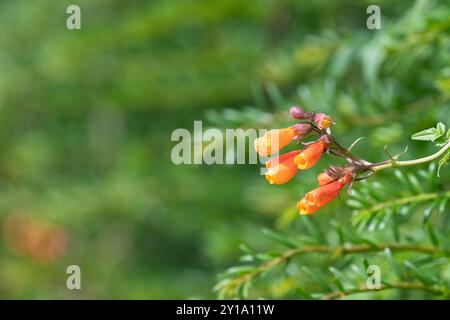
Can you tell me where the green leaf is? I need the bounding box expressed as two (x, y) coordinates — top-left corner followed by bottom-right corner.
(407, 173), (424, 194)
(349, 188), (377, 206)
(361, 237), (379, 248)
(255, 253), (277, 262)
(262, 228), (300, 248)
(222, 265), (256, 277)
(411, 128), (440, 141)
(384, 248), (402, 278)
(298, 235), (322, 245)
(336, 225), (345, 245)
(334, 256), (355, 270)
(240, 243), (256, 256)
(333, 278), (345, 292)
(310, 293), (326, 299)
(426, 222), (439, 247)
(350, 264), (366, 277)
(213, 278), (232, 292)
(256, 251), (281, 262)
(330, 220), (362, 243)
(300, 216), (326, 244)
(394, 170), (410, 189)
(366, 181), (389, 201)
(411, 123), (446, 142)
(329, 266), (358, 287)
(438, 198), (449, 215)
(346, 199), (364, 209)
(403, 261), (435, 285)
(363, 258), (370, 271)
(302, 266), (333, 292)
(296, 286), (313, 299)
(437, 150), (450, 177)
(239, 255), (254, 262)
(427, 163), (438, 191)
(422, 200), (438, 224)
(238, 281), (253, 299)
(391, 216), (401, 242)
(437, 122), (446, 135)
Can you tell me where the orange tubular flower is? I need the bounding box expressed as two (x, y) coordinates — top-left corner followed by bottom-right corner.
(297, 181), (343, 215)
(294, 141), (326, 170)
(265, 150), (301, 185)
(298, 170), (353, 215)
(254, 128), (297, 157)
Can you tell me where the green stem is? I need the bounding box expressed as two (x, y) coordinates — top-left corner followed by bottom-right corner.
(371, 141), (450, 172)
(356, 191), (450, 215)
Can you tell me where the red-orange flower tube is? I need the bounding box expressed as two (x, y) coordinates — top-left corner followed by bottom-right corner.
(297, 171), (352, 215)
(294, 141), (327, 170)
(254, 124), (312, 157)
(265, 150), (302, 185)
(297, 181), (343, 215)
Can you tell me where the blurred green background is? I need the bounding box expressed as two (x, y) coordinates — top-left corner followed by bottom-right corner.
(0, 0), (448, 298)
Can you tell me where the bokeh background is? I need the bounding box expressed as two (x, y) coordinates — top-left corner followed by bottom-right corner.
(0, 0), (448, 298)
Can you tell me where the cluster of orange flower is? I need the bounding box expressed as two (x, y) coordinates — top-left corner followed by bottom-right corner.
(254, 107), (353, 215)
(2, 212), (67, 263)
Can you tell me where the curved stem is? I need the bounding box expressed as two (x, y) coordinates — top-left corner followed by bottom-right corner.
(371, 141), (450, 172)
(321, 282), (447, 300)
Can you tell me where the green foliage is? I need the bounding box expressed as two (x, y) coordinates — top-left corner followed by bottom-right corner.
(439, 151), (450, 177)
(349, 165), (449, 229)
(0, 0), (449, 299)
(411, 122), (448, 143)
(215, 217), (450, 299)
(214, 0), (450, 300)
(412, 123), (450, 175)
(216, 164), (450, 299)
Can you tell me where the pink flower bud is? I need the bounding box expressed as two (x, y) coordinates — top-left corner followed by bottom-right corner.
(290, 106), (308, 119)
(290, 123), (313, 139)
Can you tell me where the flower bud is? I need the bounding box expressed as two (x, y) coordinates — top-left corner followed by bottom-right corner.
(290, 106), (309, 119)
(290, 123), (312, 139)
